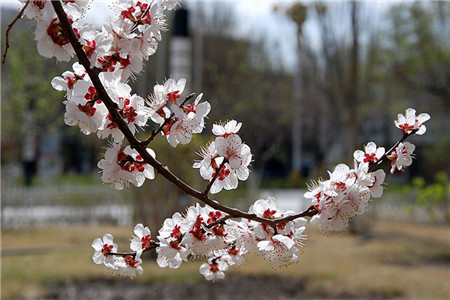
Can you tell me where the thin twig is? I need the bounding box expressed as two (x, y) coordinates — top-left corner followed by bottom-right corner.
(142, 93), (196, 146)
(2, 1), (29, 64)
(368, 132), (412, 173)
(206, 214), (232, 229)
(203, 159), (228, 196)
(109, 243), (159, 257)
(131, 1), (152, 32)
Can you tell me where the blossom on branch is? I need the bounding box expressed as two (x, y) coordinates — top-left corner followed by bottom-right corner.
(63, 80), (108, 135)
(98, 144), (156, 190)
(92, 233), (117, 267)
(167, 93), (211, 147)
(353, 142), (385, 166)
(388, 142), (416, 174)
(113, 253), (144, 278)
(395, 108), (430, 135)
(51, 62), (86, 97)
(194, 120), (252, 194)
(130, 223), (154, 254)
(156, 212), (189, 269)
(305, 163), (381, 232)
(199, 257), (229, 281)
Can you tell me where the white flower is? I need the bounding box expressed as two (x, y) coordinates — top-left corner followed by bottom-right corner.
(63, 81), (108, 135)
(212, 120), (242, 136)
(353, 142), (385, 166)
(257, 232), (306, 267)
(215, 134), (252, 180)
(305, 162), (375, 233)
(156, 237), (189, 269)
(97, 94), (149, 143)
(130, 223), (154, 253)
(193, 146), (239, 194)
(224, 219), (258, 253)
(162, 0), (181, 10)
(166, 94), (211, 147)
(388, 142), (416, 174)
(248, 198), (282, 239)
(82, 28), (113, 68)
(394, 108), (430, 135)
(51, 62), (86, 96)
(21, 0), (49, 21)
(164, 77), (186, 104)
(34, 5), (93, 62)
(156, 212), (189, 269)
(147, 77), (187, 124)
(114, 253), (144, 278)
(221, 244), (247, 266)
(368, 169), (386, 198)
(199, 257), (229, 281)
(133, 25), (158, 59)
(91, 234), (117, 267)
(181, 204), (216, 257)
(97, 144), (156, 190)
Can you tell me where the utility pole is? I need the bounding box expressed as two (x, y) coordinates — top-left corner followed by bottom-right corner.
(286, 3), (307, 183)
(170, 7), (192, 92)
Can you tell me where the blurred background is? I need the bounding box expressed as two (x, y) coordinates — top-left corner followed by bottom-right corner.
(1, 1), (449, 299)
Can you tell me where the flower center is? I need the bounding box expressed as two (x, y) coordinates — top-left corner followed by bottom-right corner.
(47, 18), (79, 47)
(101, 244), (113, 256)
(141, 234), (153, 250)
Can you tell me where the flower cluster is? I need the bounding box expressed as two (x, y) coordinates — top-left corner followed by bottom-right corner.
(194, 120), (252, 193)
(93, 198), (307, 280)
(304, 108), (430, 232)
(23, 1), (215, 189)
(304, 159), (386, 232)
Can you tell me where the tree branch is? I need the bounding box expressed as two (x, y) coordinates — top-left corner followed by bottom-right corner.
(51, 0), (317, 228)
(2, 1), (29, 64)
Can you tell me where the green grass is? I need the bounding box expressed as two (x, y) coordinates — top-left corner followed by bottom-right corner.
(2, 222), (449, 299)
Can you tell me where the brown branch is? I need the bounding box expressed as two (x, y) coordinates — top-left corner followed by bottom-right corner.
(131, 1), (152, 32)
(109, 243), (159, 257)
(206, 214), (232, 229)
(2, 1), (29, 64)
(51, 0), (317, 228)
(203, 158), (228, 196)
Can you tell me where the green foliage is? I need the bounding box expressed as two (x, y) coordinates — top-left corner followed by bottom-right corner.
(1, 17), (71, 164)
(412, 171), (450, 224)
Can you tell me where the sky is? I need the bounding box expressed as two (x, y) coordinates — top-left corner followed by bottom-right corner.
(1, 0), (401, 71)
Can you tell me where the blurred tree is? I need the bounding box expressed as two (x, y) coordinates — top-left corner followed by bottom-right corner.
(381, 2), (450, 178)
(285, 1), (449, 181)
(193, 3), (296, 195)
(1, 8), (103, 183)
(297, 2), (366, 166)
(387, 2), (449, 108)
(202, 35), (295, 193)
